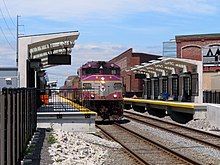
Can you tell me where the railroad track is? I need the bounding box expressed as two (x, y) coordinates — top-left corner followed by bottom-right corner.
(123, 110), (220, 150)
(96, 123), (200, 164)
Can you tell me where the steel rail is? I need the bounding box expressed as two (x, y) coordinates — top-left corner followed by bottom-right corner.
(96, 123), (201, 165)
(124, 111), (220, 150)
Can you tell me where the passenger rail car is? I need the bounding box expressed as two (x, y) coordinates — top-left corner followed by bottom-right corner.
(60, 61), (123, 120)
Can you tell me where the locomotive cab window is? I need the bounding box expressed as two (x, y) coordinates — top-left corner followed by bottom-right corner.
(83, 83), (92, 88)
(114, 83), (122, 90)
(82, 68), (99, 75)
(111, 69), (120, 75)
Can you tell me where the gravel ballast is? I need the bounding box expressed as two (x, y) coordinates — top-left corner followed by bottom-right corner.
(37, 109), (220, 164)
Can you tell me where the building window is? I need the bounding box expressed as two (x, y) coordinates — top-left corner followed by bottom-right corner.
(163, 40), (177, 57)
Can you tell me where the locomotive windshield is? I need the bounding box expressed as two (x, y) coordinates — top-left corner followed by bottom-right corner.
(82, 68), (99, 75)
(82, 68), (120, 75)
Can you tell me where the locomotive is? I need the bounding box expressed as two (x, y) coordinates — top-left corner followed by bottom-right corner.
(60, 61), (123, 120)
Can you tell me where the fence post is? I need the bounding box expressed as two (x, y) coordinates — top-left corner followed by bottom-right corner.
(6, 88), (13, 165)
(15, 89), (21, 164)
(0, 88), (37, 164)
(219, 91), (220, 104)
(31, 88), (37, 133)
(0, 89), (6, 165)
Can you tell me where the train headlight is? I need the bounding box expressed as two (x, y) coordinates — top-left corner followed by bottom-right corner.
(113, 94), (117, 98)
(100, 86), (105, 92)
(100, 77), (105, 84)
(91, 94), (95, 99)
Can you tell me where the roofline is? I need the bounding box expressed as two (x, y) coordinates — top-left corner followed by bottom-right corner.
(19, 30), (79, 38)
(108, 48), (132, 62)
(0, 67), (18, 71)
(176, 33), (220, 38)
(132, 52), (161, 57)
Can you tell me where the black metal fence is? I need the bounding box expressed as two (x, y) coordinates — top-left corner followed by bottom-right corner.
(203, 90), (220, 104)
(0, 88), (37, 165)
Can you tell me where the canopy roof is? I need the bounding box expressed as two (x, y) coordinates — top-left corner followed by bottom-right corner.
(128, 57), (201, 77)
(26, 31), (80, 68)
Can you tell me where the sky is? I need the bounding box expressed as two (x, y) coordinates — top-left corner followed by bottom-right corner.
(0, 0), (220, 87)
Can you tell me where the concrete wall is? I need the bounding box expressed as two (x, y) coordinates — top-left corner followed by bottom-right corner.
(211, 74), (220, 91)
(207, 104), (220, 128)
(203, 72), (215, 91)
(18, 37), (30, 87)
(37, 114), (96, 133)
(203, 71), (220, 91)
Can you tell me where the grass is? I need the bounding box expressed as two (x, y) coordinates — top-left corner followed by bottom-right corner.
(48, 132), (56, 144)
(47, 123), (57, 144)
(24, 144), (35, 156)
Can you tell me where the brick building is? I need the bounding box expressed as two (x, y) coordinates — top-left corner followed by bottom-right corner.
(109, 48), (161, 94)
(175, 33), (220, 90)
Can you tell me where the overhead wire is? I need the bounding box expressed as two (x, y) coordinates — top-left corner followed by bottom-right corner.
(2, 0), (16, 28)
(0, 0), (26, 58)
(0, 0), (17, 52)
(0, 26), (15, 50)
(0, 7), (16, 40)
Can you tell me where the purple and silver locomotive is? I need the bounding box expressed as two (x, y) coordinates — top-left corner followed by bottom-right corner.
(62, 61), (123, 120)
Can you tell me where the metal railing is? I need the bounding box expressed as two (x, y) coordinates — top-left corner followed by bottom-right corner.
(203, 90), (220, 104)
(37, 88), (93, 112)
(0, 88), (37, 165)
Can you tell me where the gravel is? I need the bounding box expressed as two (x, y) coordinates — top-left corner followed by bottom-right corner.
(36, 128), (140, 165)
(36, 109), (220, 164)
(126, 119), (220, 164)
(128, 109), (220, 135)
(48, 129), (121, 165)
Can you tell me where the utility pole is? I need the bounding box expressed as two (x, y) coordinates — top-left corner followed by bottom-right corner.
(16, 15), (21, 67)
(16, 15), (19, 67)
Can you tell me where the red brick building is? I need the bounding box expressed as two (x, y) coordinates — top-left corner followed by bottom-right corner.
(175, 33), (220, 90)
(176, 33), (220, 71)
(109, 48), (161, 94)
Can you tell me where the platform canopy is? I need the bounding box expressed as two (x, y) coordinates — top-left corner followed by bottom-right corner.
(20, 31), (80, 69)
(128, 57), (202, 77)
(127, 57), (203, 103)
(18, 31), (80, 87)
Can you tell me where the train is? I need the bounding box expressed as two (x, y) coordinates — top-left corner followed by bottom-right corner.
(60, 61), (123, 120)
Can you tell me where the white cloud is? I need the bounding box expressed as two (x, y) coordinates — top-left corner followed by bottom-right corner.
(4, 0), (218, 21)
(0, 0), (218, 87)
(46, 42), (162, 87)
(46, 42), (129, 86)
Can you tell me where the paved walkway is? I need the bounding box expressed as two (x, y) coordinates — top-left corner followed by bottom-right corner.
(37, 94), (79, 112)
(31, 128), (53, 165)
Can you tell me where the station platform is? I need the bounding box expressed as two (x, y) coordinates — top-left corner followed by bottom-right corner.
(37, 94), (97, 133)
(123, 98), (207, 120)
